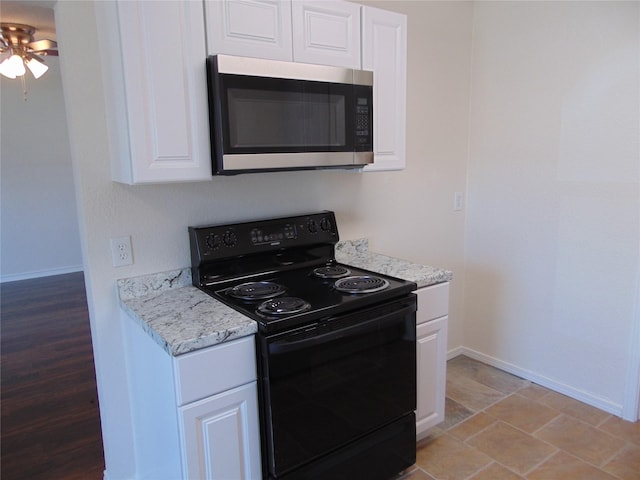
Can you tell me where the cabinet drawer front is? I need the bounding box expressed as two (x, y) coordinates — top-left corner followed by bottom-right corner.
(416, 282), (450, 324)
(175, 336), (256, 405)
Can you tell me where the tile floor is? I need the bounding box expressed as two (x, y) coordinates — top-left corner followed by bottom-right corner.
(401, 355), (640, 480)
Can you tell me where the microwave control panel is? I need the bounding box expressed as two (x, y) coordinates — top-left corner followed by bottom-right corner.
(354, 86), (373, 150)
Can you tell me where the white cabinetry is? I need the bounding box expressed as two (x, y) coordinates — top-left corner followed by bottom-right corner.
(122, 314), (261, 479)
(206, 1), (407, 169)
(180, 383), (260, 479)
(206, 0), (361, 68)
(204, 0), (293, 60)
(97, 0), (407, 183)
(415, 282), (449, 437)
(96, 1), (212, 184)
(291, 1), (361, 68)
(362, 6), (407, 171)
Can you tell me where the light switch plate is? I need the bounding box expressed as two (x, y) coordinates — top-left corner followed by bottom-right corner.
(454, 192), (464, 211)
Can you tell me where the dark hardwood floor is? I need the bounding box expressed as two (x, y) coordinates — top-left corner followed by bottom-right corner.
(1, 272), (105, 479)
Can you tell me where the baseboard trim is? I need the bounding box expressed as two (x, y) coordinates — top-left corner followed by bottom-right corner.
(1, 265), (84, 283)
(447, 346), (624, 417)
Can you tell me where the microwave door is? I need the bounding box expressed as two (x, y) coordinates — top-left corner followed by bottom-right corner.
(222, 78), (352, 152)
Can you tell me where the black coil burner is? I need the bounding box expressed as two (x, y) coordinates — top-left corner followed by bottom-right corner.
(228, 281), (286, 301)
(334, 275), (390, 294)
(257, 297), (312, 317)
(312, 265), (351, 279)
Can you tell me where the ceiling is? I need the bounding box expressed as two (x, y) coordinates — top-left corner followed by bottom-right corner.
(0, 1), (57, 40)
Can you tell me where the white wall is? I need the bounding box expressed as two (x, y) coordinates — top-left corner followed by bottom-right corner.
(0, 57), (82, 281)
(54, 1), (471, 477)
(464, 1), (640, 415)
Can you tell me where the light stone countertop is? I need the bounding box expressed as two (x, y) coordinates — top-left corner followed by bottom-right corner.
(335, 239), (452, 288)
(117, 239), (452, 356)
(117, 268), (256, 356)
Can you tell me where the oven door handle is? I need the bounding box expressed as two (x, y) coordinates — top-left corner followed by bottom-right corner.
(269, 300), (415, 354)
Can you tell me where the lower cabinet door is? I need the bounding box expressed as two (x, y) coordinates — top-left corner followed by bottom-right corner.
(180, 382), (261, 480)
(416, 316), (448, 437)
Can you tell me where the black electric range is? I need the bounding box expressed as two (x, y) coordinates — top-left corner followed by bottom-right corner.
(189, 211), (416, 334)
(189, 211), (418, 480)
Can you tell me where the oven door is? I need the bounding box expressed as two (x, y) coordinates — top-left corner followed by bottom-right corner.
(258, 295), (417, 479)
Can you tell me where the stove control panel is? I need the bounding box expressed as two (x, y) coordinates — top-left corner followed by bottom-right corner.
(189, 211), (339, 266)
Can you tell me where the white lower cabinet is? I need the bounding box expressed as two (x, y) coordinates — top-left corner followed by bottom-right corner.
(415, 283), (449, 437)
(180, 383), (261, 479)
(122, 315), (261, 479)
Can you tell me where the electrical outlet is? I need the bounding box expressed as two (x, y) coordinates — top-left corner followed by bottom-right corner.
(110, 236), (133, 267)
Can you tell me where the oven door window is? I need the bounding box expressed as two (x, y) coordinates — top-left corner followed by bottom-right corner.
(219, 75), (354, 154)
(261, 298), (416, 477)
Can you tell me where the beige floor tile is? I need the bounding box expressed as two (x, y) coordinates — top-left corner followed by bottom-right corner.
(446, 375), (506, 412)
(599, 416), (640, 446)
(526, 451), (620, 480)
(517, 384), (552, 401)
(469, 462), (524, 479)
(538, 390), (611, 426)
(448, 412), (497, 441)
(441, 397), (475, 430)
(602, 443), (640, 480)
(447, 356), (530, 395)
(416, 433), (492, 480)
(394, 465), (437, 480)
(535, 414), (626, 466)
(467, 421), (556, 475)
(485, 394), (560, 433)
(417, 427), (445, 446)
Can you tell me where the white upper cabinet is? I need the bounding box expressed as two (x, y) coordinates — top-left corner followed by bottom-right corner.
(98, 0), (407, 184)
(206, 0), (361, 68)
(291, 1), (361, 68)
(362, 5), (407, 171)
(204, 0), (294, 60)
(97, 0), (212, 184)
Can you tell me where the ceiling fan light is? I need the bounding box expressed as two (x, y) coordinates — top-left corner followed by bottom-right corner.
(26, 57), (48, 79)
(0, 58), (17, 78)
(1, 54), (26, 77)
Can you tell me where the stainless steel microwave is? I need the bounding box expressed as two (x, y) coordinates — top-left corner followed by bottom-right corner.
(206, 55), (373, 175)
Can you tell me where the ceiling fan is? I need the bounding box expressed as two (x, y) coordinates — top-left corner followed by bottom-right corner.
(0, 22), (58, 81)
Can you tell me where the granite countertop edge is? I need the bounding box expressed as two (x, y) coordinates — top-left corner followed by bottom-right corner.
(117, 239), (453, 356)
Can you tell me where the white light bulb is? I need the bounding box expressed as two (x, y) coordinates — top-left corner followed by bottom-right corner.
(0, 57), (17, 78)
(4, 54), (26, 77)
(26, 57), (48, 79)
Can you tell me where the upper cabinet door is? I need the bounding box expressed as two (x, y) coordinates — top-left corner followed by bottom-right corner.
(292, 1), (361, 68)
(103, 0), (212, 184)
(205, 0), (294, 60)
(362, 6), (407, 171)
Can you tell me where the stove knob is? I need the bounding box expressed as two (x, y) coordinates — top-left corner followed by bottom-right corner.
(205, 233), (220, 250)
(320, 217), (332, 232)
(307, 219), (318, 233)
(223, 230), (237, 247)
